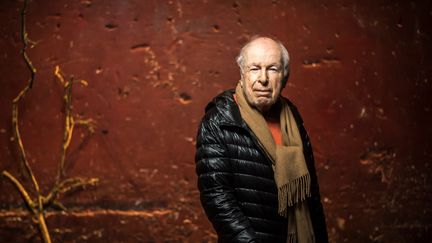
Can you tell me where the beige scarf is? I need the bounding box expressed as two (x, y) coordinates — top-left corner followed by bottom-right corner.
(235, 83), (315, 243)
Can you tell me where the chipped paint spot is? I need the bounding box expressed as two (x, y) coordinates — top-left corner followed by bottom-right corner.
(360, 148), (396, 184)
(302, 57), (341, 68)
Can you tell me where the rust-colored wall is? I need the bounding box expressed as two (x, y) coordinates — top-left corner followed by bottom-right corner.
(1, 0), (431, 242)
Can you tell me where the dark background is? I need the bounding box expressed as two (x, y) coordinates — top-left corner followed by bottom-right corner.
(0, 0), (431, 242)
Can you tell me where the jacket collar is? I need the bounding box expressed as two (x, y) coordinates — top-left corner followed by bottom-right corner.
(206, 88), (304, 129)
(205, 89), (247, 128)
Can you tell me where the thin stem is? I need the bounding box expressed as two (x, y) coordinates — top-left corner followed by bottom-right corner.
(57, 75), (74, 184)
(2, 171), (36, 212)
(20, 0), (36, 89)
(13, 0), (40, 199)
(37, 212), (52, 243)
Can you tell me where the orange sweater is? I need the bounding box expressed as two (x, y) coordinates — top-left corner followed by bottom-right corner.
(233, 94), (282, 145)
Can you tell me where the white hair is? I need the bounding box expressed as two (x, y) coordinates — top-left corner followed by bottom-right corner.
(236, 36), (290, 85)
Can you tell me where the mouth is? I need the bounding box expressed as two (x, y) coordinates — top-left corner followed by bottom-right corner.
(253, 89), (272, 97)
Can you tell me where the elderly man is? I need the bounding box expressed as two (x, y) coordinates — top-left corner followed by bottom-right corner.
(195, 37), (328, 243)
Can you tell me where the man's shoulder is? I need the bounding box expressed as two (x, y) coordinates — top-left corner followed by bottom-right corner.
(204, 89), (235, 110)
(201, 88), (238, 126)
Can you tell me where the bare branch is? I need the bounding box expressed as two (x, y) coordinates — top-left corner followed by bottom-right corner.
(2, 171), (36, 212)
(43, 177), (99, 206)
(20, 0), (36, 89)
(5, 1), (98, 243)
(12, 0), (41, 200)
(75, 118), (97, 133)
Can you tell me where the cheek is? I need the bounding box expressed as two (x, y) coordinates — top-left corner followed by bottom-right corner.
(270, 77), (282, 88)
(248, 72), (260, 81)
(241, 79), (253, 93)
(245, 77), (256, 90)
(271, 80), (282, 96)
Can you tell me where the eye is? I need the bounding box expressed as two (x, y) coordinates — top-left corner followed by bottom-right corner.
(249, 67), (259, 72)
(268, 67), (279, 72)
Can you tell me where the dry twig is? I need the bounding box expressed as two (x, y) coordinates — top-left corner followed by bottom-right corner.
(2, 1), (98, 242)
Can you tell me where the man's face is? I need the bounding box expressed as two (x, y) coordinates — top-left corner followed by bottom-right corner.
(240, 39), (284, 113)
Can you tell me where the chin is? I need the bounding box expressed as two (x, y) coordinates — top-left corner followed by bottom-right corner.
(253, 100), (274, 112)
(244, 92), (276, 111)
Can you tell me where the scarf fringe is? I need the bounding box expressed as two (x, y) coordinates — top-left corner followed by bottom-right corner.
(288, 233), (296, 243)
(278, 173), (311, 217)
(288, 232), (315, 243)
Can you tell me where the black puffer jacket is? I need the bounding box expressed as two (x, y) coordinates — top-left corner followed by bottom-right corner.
(195, 90), (328, 243)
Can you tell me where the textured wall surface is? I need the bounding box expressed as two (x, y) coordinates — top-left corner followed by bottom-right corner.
(0, 0), (431, 242)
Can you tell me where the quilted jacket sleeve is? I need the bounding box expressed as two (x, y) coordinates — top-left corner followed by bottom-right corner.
(195, 118), (259, 243)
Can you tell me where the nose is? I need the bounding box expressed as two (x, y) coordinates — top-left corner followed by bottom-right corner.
(258, 68), (268, 85)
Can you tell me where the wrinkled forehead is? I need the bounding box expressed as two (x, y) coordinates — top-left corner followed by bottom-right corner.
(243, 40), (282, 64)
